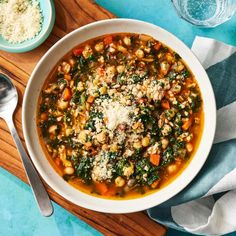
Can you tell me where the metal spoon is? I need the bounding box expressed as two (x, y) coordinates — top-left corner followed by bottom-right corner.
(0, 73), (53, 217)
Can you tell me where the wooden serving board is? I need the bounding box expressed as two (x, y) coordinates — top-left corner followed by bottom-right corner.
(0, 1), (166, 235)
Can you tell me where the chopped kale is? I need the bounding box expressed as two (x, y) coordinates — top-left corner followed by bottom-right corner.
(75, 156), (94, 183)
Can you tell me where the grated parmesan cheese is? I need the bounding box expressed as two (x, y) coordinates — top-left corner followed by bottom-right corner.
(91, 151), (113, 182)
(102, 100), (133, 131)
(0, 0), (42, 43)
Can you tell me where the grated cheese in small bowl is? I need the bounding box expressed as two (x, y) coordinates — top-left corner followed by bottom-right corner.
(0, 0), (43, 43)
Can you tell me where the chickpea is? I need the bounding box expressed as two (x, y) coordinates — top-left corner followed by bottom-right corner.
(133, 141), (142, 149)
(161, 138), (169, 149)
(186, 143), (193, 153)
(93, 77), (100, 86)
(61, 62), (71, 74)
(96, 131), (107, 144)
(69, 58), (76, 67)
(102, 144), (109, 150)
(167, 164), (178, 175)
(82, 45), (93, 59)
(160, 61), (170, 75)
(48, 125), (57, 134)
(58, 99), (68, 110)
(115, 176), (125, 187)
(166, 53), (174, 63)
(110, 143), (119, 152)
(117, 65), (125, 73)
(99, 86), (107, 95)
(176, 61), (185, 72)
(94, 42), (104, 52)
(117, 45), (127, 53)
(142, 136), (150, 147)
(132, 121), (141, 130)
(123, 164), (134, 177)
(123, 36), (131, 46)
(135, 49), (144, 59)
(77, 81), (84, 92)
(64, 167), (74, 175)
(65, 128), (72, 136)
(105, 66), (116, 79)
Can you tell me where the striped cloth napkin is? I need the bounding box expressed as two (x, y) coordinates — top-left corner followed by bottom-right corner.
(148, 36), (236, 235)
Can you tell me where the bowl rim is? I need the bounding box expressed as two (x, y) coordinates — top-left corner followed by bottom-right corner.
(22, 18), (216, 213)
(0, 0), (55, 53)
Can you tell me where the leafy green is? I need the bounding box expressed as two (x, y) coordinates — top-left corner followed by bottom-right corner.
(135, 158), (160, 186)
(75, 156), (94, 183)
(161, 146), (174, 166)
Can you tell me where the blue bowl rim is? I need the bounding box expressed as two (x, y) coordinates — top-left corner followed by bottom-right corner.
(0, 0), (55, 53)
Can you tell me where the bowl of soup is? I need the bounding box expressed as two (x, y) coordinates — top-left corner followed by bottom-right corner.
(22, 19), (216, 213)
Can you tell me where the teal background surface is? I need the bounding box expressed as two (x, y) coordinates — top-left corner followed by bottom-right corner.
(1, 0), (236, 235)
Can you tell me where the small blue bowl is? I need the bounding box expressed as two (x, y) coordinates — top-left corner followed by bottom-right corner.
(0, 0), (55, 53)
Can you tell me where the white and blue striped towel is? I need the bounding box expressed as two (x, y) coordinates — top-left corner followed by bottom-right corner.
(148, 36), (236, 235)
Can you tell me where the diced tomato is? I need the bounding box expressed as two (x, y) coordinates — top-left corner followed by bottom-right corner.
(150, 154), (161, 166)
(103, 35), (113, 45)
(161, 100), (170, 109)
(62, 87), (72, 101)
(87, 95), (95, 104)
(73, 47), (83, 56)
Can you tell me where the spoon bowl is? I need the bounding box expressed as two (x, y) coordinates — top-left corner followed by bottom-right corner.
(0, 75), (18, 116)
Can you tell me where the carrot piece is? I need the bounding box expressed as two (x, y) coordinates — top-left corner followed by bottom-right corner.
(151, 180), (160, 189)
(96, 182), (108, 195)
(103, 35), (113, 45)
(150, 154), (161, 166)
(104, 185), (117, 197)
(182, 117), (193, 130)
(62, 87), (72, 101)
(40, 112), (47, 121)
(64, 74), (71, 81)
(55, 157), (61, 167)
(87, 95), (95, 104)
(73, 47), (83, 56)
(161, 100), (170, 109)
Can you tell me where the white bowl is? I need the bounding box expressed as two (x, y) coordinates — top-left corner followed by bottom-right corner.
(22, 19), (216, 213)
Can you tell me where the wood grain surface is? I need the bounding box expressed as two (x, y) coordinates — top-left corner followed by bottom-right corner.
(0, 1), (166, 235)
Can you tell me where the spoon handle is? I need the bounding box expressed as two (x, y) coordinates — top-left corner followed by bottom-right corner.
(6, 116), (53, 217)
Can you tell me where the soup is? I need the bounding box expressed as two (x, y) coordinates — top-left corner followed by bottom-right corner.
(37, 33), (203, 199)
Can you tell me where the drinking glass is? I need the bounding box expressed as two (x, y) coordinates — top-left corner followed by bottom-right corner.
(172, 0), (236, 27)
